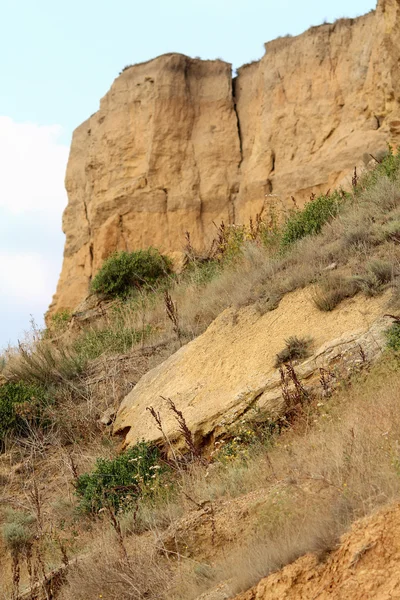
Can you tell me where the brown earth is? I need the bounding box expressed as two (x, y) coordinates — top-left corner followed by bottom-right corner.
(235, 501), (400, 600)
(49, 0), (400, 315)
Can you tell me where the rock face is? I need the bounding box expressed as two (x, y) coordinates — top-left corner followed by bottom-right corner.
(113, 289), (390, 451)
(52, 56), (241, 313)
(50, 0), (400, 314)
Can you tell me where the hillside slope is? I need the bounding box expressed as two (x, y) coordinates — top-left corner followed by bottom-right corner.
(3, 148), (400, 600)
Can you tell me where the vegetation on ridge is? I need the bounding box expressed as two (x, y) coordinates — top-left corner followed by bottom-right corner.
(274, 335), (313, 367)
(90, 247), (172, 299)
(280, 190), (345, 248)
(3, 149), (400, 446)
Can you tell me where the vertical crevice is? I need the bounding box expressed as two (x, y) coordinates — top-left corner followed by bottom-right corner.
(82, 198), (93, 281)
(82, 198), (91, 236)
(271, 151), (276, 173)
(88, 243), (94, 282)
(184, 57), (204, 236)
(230, 74), (243, 224)
(232, 75), (243, 169)
(161, 188), (169, 211)
(119, 214), (129, 251)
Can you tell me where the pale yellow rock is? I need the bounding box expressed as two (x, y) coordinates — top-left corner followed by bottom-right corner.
(113, 289), (391, 450)
(49, 0), (400, 316)
(50, 55), (241, 315)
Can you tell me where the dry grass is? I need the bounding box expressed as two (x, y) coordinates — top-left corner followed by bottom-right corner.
(3, 337), (85, 387)
(5, 168), (400, 396)
(141, 175), (400, 336)
(3, 350), (400, 599)
(48, 352), (394, 600)
(4, 156), (400, 598)
(355, 259), (395, 296)
(274, 335), (313, 367)
(59, 535), (172, 600)
(221, 507), (343, 596)
(312, 274), (359, 311)
(155, 357), (400, 598)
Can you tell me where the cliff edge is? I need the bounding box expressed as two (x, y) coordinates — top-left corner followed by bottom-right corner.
(49, 0), (400, 315)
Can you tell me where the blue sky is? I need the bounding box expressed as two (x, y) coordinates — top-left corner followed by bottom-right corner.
(0, 0), (376, 349)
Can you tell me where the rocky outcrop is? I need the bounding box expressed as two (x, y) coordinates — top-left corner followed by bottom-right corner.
(113, 289), (390, 451)
(51, 56), (241, 313)
(50, 0), (400, 314)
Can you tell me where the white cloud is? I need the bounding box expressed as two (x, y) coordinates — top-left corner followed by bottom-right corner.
(0, 116), (69, 215)
(0, 117), (69, 348)
(0, 253), (55, 307)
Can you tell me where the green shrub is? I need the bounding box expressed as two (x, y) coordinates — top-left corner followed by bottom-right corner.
(49, 309), (72, 334)
(75, 442), (166, 514)
(91, 249), (172, 298)
(281, 191), (344, 248)
(359, 146), (400, 189)
(214, 418), (279, 463)
(0, 381), (48, 448)
(183, 259), (221, 286)
(386, 322), (400, 352)
(222, 225), (247, 262)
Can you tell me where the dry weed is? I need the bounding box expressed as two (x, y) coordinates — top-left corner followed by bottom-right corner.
(5, 153), (400, 599)
(222, 505), (345, 596)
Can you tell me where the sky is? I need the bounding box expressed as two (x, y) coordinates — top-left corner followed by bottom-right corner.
(0, 0), (376, 349)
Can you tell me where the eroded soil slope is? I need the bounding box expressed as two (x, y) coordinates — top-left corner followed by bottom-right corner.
(236, 501), (400, 600)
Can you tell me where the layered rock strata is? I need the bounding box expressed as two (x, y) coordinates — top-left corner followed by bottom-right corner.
(113, 289), (390, 451)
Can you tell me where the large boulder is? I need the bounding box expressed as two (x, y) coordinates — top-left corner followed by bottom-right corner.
(114, 289), (391, 450)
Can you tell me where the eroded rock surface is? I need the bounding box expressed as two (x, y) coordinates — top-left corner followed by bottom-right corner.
(50, 0), (400, 314)
(113, 289), (390, 450)
(235, 500), (400, 600)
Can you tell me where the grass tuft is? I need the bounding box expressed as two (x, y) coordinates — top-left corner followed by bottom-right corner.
(274, 336), (313, 367)
(312, 275), (359, 311)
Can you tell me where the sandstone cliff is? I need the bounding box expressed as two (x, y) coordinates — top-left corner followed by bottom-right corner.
(50, 0), (400, 314)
